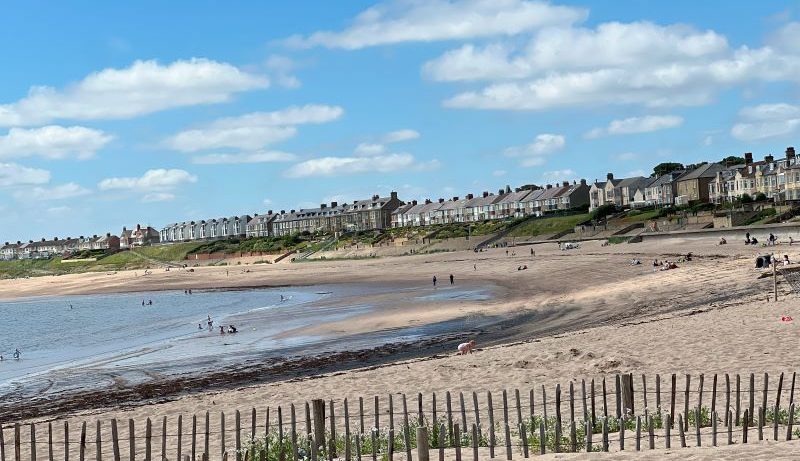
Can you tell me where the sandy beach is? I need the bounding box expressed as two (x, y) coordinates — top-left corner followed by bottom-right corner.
(2, 235), (799, 459)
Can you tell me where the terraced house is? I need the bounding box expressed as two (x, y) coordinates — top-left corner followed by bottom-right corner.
(160, 216), (249, 243)
(271, 192), (402, 237)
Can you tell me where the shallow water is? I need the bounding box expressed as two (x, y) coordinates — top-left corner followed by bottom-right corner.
(0, 283), (494, 403)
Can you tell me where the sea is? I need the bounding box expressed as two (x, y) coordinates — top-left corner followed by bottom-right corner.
(0, 283), (492, 405)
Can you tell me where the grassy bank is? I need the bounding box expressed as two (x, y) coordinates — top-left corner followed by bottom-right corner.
(507, 213), (590, 237)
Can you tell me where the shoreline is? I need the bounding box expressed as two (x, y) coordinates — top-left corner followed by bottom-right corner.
(0, 237), (785, 426)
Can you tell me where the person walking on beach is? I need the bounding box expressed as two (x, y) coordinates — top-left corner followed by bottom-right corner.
(13, 349), (20, 360)
(449, 274), (454, 285)
(142, 300), (145, 306)
(432, 275), (437, 287)
(473, 263), (476, 271)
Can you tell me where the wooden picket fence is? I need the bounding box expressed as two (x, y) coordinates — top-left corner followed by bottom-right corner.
(2, 371), (800, 461)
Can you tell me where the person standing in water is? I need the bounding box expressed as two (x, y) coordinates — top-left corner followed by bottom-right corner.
(432, 275), (437, 287)
(13, 349), (21, 360)
(449, 274), (454, 285)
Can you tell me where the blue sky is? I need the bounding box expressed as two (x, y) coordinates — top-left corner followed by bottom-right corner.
(2, 0), (800, 242)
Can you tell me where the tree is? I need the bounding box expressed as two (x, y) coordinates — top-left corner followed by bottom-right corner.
(652, 162), (684, 177)
(755, 192), (768, 202)
(720, 155), (746, 166)
(740, 193), (753, 203)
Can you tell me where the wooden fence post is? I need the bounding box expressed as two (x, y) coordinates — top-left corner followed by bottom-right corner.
(621, 374), (634, 417)
(145, 418), (152, 461)
(203, 412), (209, 461)
(749, 373), (755, 426)
(64, 422), (69, 461)
(487, 392), (495, 459)
(128, 420), (135, 461)
(48, 422), (53, 461)
(161, 417), (167, 461)
(15, 423), (21, 461)
(635, 417), (641, 451)
(656, 374), (661, 411)
(724, 374), (730, 426)
(328, 401), (337, 460)
(712, 411), (717, 447)
(743, 409), (749, 444)
(30, 424), (36, 461)
(615, 375), (622, 419)
(344, 399), (352, 461)
(787, 403), (795, 441)
(312, 400), (325, 457)
(677, 415), (686, 448)
(670, 375), (677, 427)
(177, 415), (182, 461)
(111, 420), (120, 461)
(416, 427), (429, 461)
(471, 424), (479, 461)
(94, 421), (100, 461)
(641, 375), (648, 416)
(735, 375), (741, 426)
(446, 392), (453, 446)
(664, 413), (671, 449)
(683, 375), (691, 432)
(711, 374), (718, 419)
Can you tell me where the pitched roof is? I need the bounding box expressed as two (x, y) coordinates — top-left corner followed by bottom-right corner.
(677, 163), (725, 181)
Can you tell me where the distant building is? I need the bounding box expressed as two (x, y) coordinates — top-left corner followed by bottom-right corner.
(121, 224), (160, 248)
(160, 216), (250, 243)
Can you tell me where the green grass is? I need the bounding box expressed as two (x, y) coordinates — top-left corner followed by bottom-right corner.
(618, 210), (659, 224)
(135, 242), (204, 261)
(507, 213), (590, 238)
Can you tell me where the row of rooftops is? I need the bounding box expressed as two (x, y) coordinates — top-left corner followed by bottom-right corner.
(2, 233), (115, 251)
(393, 180), (588, 216)
(161, 193), (400, 230)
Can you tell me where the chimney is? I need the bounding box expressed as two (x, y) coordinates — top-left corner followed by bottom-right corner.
(452, 196), (459, 201)
(546, 184), (552, 189)
(280, 210), (285, 214)
(16, 241), (21, 245)
(331, 201), (338, 208)
(412, 200), (418, 205)
(390, 191), (398, 199)
(268, 210), (273, 214)
(482, 191), (489, 198)
(745, 152), (753, 165)
(498, 188), (504, 195)
(425, 199), (432, 204)
(787, 147), (796, 161)
(106, 233), (111, 237)
(122, 226), (127, 232)
(467, 193), (474, 200)
(320, 204), (327, 209)
(290, 209), (295, 213)
(80, 235), (84, 239)
(562, 181), (569, 187)
(438, 198), (445, 203)
(580, 179), (587, 185)
(765, 154), (774, 163)
(606, 173), (614, 180)
(372, 194), (379, 201)
(42, 238), (46, 242)
(136, 224), (141, 231)
(53, 237), (58, 241)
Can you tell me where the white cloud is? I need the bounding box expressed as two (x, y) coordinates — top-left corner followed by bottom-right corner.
(585, 115), (683, 138)
(383, 129), (420, 143)
(615, 152), (638, 161)
(703, 135), (713, 146)
(0, 59), (269, 126)
(265, 55), (302, 89)
(355, 129), (420, 156)
(285, 153), (438, 178)
(354, 143), (386, 156)
(284, 0), (587, 49)
(13, 182), (90, 201)
(0, 126), (112, 160)
(98, 169), (197, 191)
(46, 206), (71, 216)
(436, 21), (800, 111)
(541, 169), (576, 182)
(492, 169), (507, 177)
(142, 192), (175, 203)
(627, 169), (647, 177)
(165, 104), (343, 152)
(191, 151), (297, 164)
(263, 198), (273, 205)
(504, 133), (565, 167)
(731, 103), (800, 141)
(0, 163), (50, 187)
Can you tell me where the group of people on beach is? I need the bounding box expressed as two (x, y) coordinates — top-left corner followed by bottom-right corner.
(745, 232), (782, 246)
(0, 349), (22, 361)
(432, 274), (455, 286)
